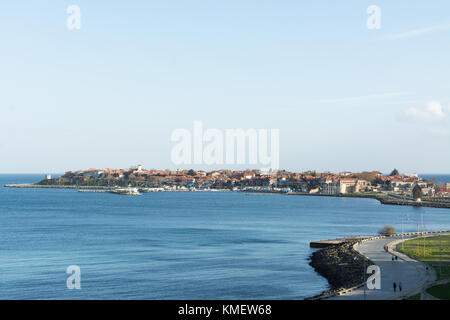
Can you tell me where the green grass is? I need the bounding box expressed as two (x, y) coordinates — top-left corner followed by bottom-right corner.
(430, 264), (450, 281)
(403, 293), (421, 300)
(398, 235), (450, 262)
(426, 283), (450, 300)
(397, 235), (450, 280)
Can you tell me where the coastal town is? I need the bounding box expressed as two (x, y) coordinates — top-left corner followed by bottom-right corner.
(27, 165), (450, 201)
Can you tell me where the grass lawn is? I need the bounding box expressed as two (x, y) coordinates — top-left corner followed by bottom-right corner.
(403, 293), (420, 300)
(426, 283), (450, 300)
(397, 235), (450, 299)
(397, 234), (450, 280)
(430, 264), (450, 281)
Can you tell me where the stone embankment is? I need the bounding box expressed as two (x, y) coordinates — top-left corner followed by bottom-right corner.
(308, 241), (374, 298)
(288, 192), (450, 209)
(378, 196), (450, 208)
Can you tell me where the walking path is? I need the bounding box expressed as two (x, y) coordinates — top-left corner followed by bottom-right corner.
(330, 232), (450, 300)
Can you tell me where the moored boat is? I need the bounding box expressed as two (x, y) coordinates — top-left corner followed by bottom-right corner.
(109, 187), (141, 196)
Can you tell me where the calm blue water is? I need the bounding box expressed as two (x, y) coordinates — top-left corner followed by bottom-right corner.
(1, 174), (450, 300)
(421, 174), (450, 185)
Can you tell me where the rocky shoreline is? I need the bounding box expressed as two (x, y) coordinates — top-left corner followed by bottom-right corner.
(307, 241), (375, 299)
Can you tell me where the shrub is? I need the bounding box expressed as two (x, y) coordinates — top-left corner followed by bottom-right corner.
(378, 225), (395, 236)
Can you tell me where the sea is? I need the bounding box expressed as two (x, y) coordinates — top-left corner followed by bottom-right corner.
(1, 174), (450, 300)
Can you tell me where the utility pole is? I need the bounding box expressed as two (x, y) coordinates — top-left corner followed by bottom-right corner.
(439, 231), (442, 278)
(422, 213), (425, 256)
(423, 224), (426, 256)
(401, 215), (404, 245)
(401, 215), (408, 250)
(417, 223), (420, 253)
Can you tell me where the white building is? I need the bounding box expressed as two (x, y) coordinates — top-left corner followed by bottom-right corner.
(339, 179), (369, 194)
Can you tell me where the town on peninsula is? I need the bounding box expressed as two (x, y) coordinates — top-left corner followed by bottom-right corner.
(6, 166), (450, 208)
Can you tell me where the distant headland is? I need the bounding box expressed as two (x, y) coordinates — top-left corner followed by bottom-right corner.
(4, 166), (450, 208)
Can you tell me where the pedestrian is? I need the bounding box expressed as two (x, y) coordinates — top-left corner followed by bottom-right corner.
(399, 282), (402, 292)
(392, 256), (394, 262)
(393, 282), (397, 292)
(395, 256), (398, 261)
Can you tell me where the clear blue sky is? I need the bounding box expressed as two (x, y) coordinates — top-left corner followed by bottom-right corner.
(0, 1), (449, 173)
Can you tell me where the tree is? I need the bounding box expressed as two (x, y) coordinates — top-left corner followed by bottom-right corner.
(187, 169), (196, 176)
(378, 225), (395, 236)
(412, 184), (423, 200)
(356, 171), (377, 183)
(389, 169), (399, 176)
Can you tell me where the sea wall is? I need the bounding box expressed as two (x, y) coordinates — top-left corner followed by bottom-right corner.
(289, 192), (450, 209)
(308, 241), (374, 298)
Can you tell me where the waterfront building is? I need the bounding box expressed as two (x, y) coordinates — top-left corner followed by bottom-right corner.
(321, 176), (340, 195)
(338, 179), (369, 194)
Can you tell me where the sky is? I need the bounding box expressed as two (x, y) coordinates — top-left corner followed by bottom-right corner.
(0, 1), (449, 174)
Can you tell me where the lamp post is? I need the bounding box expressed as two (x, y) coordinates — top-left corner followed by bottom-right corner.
(422, 213), (426, 256)
(439, 231), (442, 278)
(400, 214), (408, 250)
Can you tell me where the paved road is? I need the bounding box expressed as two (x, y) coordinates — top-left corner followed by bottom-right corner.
(330, 234), (448, 300)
